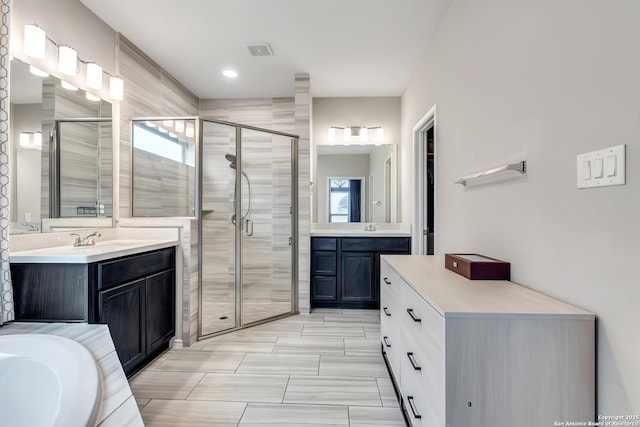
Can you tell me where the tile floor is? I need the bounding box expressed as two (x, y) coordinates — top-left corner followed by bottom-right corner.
(130, 309), (406, 426)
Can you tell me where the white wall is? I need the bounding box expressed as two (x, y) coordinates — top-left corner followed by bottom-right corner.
(401, 0), (640, 415)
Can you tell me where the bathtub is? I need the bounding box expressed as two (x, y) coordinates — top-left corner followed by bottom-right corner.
(0, 334), (102, 427)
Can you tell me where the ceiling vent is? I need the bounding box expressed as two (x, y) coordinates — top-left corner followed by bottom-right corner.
(247, 43), (274, 57)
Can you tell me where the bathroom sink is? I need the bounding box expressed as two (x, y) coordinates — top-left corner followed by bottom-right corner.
(10, 239), (179, 263)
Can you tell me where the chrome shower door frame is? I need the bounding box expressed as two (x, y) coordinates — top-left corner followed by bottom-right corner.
(198, 118), (299, 339)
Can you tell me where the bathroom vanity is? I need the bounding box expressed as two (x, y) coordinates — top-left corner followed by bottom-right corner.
(310, 229), (411, 309)
(10, 240), (177, 376)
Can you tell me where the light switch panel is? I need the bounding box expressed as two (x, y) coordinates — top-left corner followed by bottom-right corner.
(577, 144), (626, 189)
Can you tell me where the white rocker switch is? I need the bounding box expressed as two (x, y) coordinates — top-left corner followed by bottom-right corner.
(581, 160), (591, 180)
(605, 155), (617, 177)
(592, 158), (603, 178)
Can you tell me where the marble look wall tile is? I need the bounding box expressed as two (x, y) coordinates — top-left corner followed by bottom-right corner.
(140, 399), (246, 427)
(283, 375), (382, 406)
(187, 373), (289, 403)
(239, 403), (348, 426)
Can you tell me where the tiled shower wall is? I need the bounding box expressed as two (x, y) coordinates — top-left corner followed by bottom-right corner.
(200, 83), (312, 316)
(116, 34), (200, 345)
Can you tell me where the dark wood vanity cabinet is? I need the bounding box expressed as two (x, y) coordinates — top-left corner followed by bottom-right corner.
(311, 237), (410, 309)
(11, 246), (176, 376)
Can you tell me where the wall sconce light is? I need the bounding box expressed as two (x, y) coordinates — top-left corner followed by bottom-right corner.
(18, 131), (43, 150)
(58, 45), (77, 76)
(328, 125), (384, 143)
(24, 24), (46, 59)
(108, 76), (124, 101)
(86, 62), (103, 90)
(22, 23), (125, 101)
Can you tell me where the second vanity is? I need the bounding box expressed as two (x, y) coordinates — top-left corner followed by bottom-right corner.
(310, 224), (411, 309)
(9, 231), (178, 376)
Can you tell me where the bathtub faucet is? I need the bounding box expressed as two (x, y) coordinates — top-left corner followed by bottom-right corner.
(70, 231), (102, 247)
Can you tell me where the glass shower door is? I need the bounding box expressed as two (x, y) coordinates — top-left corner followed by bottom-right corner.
(240, 129), (293, 325)
(199, 120), (295, 337)
(200, 120), (237, 335)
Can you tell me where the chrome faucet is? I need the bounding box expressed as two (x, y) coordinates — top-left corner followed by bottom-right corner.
(70, 231), (102, 247)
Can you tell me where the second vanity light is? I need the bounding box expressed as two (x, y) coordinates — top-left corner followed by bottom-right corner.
(327, 125), (384, 143)
(23, 24), (125, 101)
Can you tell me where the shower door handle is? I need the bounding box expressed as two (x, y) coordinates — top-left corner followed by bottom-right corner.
(245, 218), (254, 236)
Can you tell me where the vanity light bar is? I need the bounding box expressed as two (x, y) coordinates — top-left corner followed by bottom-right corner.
(327, 125), (384, 142)
(23, 23), (125, 101)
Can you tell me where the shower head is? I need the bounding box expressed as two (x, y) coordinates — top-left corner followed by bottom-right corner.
(225, 153), (236, 169)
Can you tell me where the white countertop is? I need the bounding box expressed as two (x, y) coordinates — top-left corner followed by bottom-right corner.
(10, 239), (178, 263)
(382, 255), (594, 319)
(310, 230), (411, 237)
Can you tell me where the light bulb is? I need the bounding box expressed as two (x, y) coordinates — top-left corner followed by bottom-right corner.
(19, 133), (30, 147)
(223, 69), (238, 78)
(344, 127), (351, 142)
(24, 24), (46, 59)
(175, 120), (185, 132)
(86, 63), (103, 90)
(109, 76), (124, 101)
(376, 127), (384, 142)
(33, 132), (42, 148)
(328, 127), (336, 142)
(163, 120), (174, 127)
(360, 127), (368, 142)
(58, 45), (77, 76)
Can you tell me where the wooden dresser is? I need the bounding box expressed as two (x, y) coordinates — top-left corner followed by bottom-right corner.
(380, 255), (595, 427)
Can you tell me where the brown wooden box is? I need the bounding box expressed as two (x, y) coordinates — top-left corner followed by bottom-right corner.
(444, 253), (510, 280)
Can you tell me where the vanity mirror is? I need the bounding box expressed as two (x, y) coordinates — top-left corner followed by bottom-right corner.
(9, 58), (113, 234)
(315, 144), (397, 223)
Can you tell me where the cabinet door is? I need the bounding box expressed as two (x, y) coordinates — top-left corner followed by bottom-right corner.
(99, 279), (146, 375)
(145, 269), (175, 356)
(340, 252), (375, 303)
(312, 276), (337, 301)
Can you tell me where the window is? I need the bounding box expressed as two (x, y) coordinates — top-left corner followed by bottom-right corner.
(329, 179), (350, 223)
(133, 122), (195, 167)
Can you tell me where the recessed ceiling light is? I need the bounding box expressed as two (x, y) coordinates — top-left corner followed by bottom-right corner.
(223, 69), (238, 78)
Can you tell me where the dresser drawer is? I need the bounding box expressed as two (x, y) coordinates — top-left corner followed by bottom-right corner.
(401, 372), (445, 427)
(399, 283), (444, 353)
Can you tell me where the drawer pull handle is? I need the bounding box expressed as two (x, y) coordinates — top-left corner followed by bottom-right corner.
(407, 308), (422, 322)
(407, 352), (421, 370)
(407, 396), (422, 419)
(383, 336), (391, 348)
(383, 307), (391, 316)
(383, 277), (391, 285)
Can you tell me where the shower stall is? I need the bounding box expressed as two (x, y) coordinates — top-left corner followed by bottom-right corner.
(131, 118), (299, 339)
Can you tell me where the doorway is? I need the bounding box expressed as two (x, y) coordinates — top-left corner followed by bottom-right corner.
(413, 106), (436, 255)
